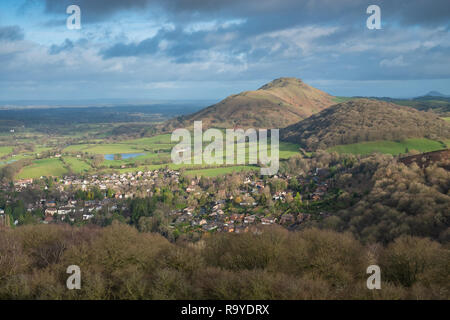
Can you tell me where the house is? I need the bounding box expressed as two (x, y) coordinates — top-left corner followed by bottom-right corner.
(230, 213), (244, 222)
(261, 217), (276, 225)
(45, 208), (57, 216)
(16, 178), (33, 185)
(82, 214), (94, 220)
(47, 201), (56, 208)
(58, 208), (73, 215)
(223, 224), (235, 233)
(244, 215), (256, 224)
(280, 214), (295, 224)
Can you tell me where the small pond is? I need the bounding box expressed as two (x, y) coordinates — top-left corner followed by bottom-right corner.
(104, 153), (145, 161)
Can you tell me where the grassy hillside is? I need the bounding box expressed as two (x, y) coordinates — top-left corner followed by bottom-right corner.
(16, 158), (68, 179)
(183, 165), (258, 177)
(163, 77), (335, 130)
(0, 146), (13, 158)
(281, 99), (450, 151)
(63, 156), (93, 174)
(328, 138), (447, 155)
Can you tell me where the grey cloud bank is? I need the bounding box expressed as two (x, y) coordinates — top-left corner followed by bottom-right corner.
(0, 0), (448, 100)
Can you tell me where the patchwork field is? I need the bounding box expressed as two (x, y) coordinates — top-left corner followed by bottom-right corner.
(10, 131), (448, 179)
(0, 146), (13, 158)
(16, 158), (68, 179)
(63, 156), (93, 174)
(64, 143), (145, 154)
(126, 134), (172, 145)
(184, 166), (258, 177)
(328, 138), (447, 155)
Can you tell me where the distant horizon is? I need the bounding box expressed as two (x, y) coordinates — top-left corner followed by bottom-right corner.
(0, 84), (448, 107)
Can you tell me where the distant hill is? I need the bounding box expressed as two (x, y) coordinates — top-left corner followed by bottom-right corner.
(422, 91), (450, 98)
(161, 77), (335, 130)
(280, 99), (450, 151)
(363, 95), (450, 116)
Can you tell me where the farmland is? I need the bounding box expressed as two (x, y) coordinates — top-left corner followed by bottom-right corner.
(7, 132), (301, 179)
(183, 165), (258, 177)
(64, 143), (146, 154)
(328, 138), (447, 155)
(63, 156), (93, 174)
(0, 146), (13, 158)
(5, 130), (449, 180)
(16, 158), (68, 179)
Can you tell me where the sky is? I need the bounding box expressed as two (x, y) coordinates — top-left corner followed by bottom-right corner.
(0, 0), (449, 101)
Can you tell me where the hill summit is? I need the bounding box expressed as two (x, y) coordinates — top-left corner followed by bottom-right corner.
(281, 99), (450, 151)
(164, 77), (335, 130)
(423, 91), (449, 98)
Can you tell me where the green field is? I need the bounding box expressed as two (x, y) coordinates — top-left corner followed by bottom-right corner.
(278, 142), (301, 159)
(64, 143), (145, 154)
(16, 158), (68, 179)
(443, 117), (450, 123)
(125, 134), (173, 145)
(0, 146), (13, 157)
(35, 146), (53, 154)
(184, 165), (258, 177)
(328, 138), (447, 155)
(15, 133), (302, 178)
(332, 96), (360, 104)
(64, 156), (92, 173)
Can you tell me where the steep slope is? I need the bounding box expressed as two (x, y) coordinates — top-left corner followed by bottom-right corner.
(399, 149), (450, 169)
(281, 99), (450, 151)
(163, 77), (335, 130)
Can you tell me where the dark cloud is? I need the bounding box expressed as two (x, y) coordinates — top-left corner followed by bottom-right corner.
(38, 0), (450, 27)
(0, 25), (25, 41)
(1, 0), (448, 100)
(101, 26), (237, 61)
(101, 37), (159, 58)
(41, 0), (153, 22)
(49, 39), (75, 55)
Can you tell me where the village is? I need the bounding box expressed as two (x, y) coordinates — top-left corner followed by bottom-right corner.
(0, 167), (334, 236)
